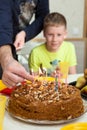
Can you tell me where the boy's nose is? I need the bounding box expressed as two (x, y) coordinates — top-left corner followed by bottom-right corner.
(52, 35), (58, 41)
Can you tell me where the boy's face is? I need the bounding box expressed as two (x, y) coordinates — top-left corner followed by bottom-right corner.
(44, 25), (67, 52)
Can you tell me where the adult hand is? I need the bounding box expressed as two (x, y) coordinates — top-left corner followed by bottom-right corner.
(14, 31), (26, 51)
(2, 59), (34, 87)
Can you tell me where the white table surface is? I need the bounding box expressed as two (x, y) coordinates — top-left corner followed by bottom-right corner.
(3, 73), (87, 130)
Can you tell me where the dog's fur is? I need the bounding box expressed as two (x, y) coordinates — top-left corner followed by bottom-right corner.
(19, 1), (35, 28)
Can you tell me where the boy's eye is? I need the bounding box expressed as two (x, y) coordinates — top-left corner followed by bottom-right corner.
(57, 34), (61, 36)
(48, 34), (53, 36)
(47, 34), (62, 37)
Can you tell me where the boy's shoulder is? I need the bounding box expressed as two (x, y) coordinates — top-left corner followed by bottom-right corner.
(33, 43), (45, 50)
(31, 43), (45, 53)
(63, 41), (74, 47)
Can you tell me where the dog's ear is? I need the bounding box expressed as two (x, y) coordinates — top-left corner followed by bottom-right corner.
(31, 0), (36, 8)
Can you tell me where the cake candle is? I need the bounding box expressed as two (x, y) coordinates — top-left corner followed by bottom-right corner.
(43, 67), (47, 77)
(55, 75), (58, 91)
(30, 68), (34, 75)
(39, 67), (43, 76)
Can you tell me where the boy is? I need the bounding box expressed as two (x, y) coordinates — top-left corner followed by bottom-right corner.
(29, 12), (77, 75)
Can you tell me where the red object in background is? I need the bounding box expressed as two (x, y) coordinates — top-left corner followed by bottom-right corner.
(0, 81), (26, 96)
(0, 87), (15, 96)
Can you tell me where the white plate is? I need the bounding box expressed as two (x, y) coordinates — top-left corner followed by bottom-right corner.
(6, 99), (87, 125)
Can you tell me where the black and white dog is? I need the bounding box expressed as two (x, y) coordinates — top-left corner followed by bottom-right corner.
(19, 0), (36, 28)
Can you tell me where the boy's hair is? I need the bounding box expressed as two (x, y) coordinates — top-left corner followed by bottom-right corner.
(43, 12), (67, 30)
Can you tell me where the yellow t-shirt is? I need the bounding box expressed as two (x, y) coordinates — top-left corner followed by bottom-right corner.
(29, 41), (77, 72)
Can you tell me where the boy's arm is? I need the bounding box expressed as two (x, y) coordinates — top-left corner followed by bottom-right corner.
(69, 43), (77, 74)
(28, 50), (39, 73)
(69, 66), (76, 74)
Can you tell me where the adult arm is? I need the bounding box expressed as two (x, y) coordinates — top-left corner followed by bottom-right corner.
(0, 0), (34, 87)
(0, 45), (34, 87)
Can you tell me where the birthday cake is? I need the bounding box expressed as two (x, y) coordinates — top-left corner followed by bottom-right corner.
(8, 79), (84, 121)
